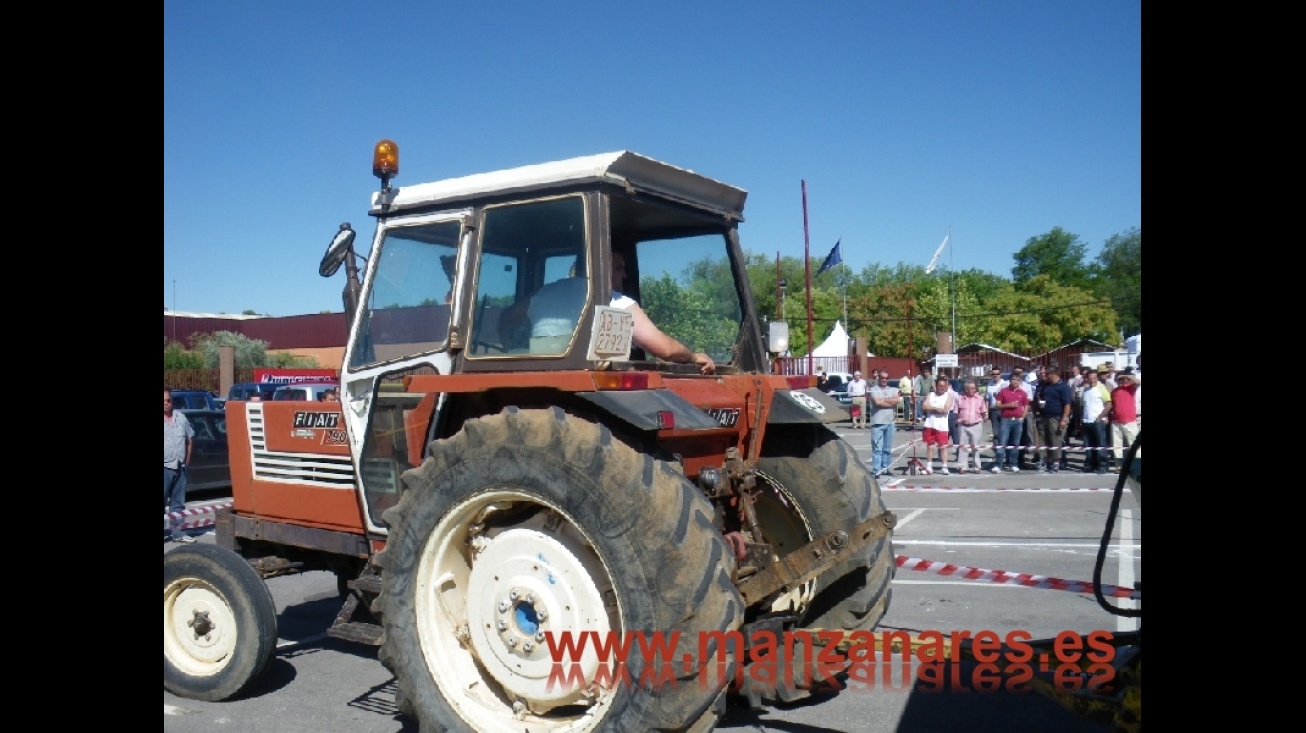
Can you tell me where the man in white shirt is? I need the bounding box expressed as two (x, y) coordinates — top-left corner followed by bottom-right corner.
(985, 367), (1006, 455)
(1078, 369), (1113, 473)
(847, 371), (869, 429)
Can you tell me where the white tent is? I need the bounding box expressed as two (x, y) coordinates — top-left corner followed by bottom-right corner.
(810, 320), (851, 357)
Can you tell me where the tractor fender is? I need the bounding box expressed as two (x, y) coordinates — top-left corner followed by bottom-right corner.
(767, 387), (849, 425)
(576, 388), (723, 431)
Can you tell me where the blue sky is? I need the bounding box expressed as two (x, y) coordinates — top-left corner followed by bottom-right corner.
(165, 1), (1141, 318)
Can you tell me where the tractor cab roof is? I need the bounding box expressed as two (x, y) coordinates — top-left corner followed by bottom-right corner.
(371, 151), (748, 223)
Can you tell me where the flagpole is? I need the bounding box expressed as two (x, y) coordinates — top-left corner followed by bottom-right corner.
(801, 180), (814, 376)
(949, 226), (956, 355)
(840, 233), (847, 329)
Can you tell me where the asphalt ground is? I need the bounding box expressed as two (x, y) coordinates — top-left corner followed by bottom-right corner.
(165, 420), (1140, 732)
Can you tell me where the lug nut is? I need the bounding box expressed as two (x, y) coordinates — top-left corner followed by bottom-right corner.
(506, 637), (517, 648)
(537, 610), (548, 621)
(536, 631), (545, 642)
(523, 641), (534, 652)
(497, 620), (508, 631)
(509, 590), (519, 600)
(498, 600), (509, 613)
(526, 593), (535, 604)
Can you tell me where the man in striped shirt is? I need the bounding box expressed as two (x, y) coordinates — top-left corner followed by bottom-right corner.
(955, 380), (989, 473)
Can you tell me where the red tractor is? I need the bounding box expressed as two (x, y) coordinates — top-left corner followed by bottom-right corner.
(164, 142), (895, 732)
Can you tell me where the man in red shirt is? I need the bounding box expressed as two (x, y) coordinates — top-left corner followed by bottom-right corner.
(992, 379), (1031, 473)
(1106, 369), (1140, 465)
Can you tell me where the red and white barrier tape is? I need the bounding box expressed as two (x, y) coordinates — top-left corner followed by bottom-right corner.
(163, 502), (231, 529)
(884, 486), (1124, 492)
(895, 555), (1139, 600)
(905, 441), (1115, 452)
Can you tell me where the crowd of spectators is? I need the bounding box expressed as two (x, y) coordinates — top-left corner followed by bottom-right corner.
(868, 358), (1140, 476)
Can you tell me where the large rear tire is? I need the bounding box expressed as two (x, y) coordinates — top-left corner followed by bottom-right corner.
(163, 544), (278, 702)
(373, 407), (744, 732)
(743, 423), (895, 705)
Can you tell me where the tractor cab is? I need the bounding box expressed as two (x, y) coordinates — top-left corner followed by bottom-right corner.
(324, 143), (795, 532)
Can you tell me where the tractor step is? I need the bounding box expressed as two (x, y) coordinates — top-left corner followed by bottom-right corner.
(348, 575), (383, 594)
(326, 621), (384, 645)
(328, 555), (384, 645)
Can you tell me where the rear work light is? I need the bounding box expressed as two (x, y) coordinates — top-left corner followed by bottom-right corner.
(592, 372), (649, 391)
(786, 375), (815, 390)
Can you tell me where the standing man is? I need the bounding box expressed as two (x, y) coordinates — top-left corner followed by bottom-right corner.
(1068, 364), (1085, 391)
(920, 376), (956, 475)
(164, 389), (196, 544)
(1065, 364), (1085, 464)
(847, 370), (869, 429)
(993, 377), (1030, 472)
(1100, 362), (1118, 390)
(1034, 370), (1074, 474)
(1078, 369), (1113, 473)
(955, 380), (989, 473)
(985, 367), (1006, 456)
(913, 366), (932, 427)
(1009, 367), (1037, 469)
(946, 374), (961, 464)
(1106, 369), (1141, 464)
(868, 371), (901, 477)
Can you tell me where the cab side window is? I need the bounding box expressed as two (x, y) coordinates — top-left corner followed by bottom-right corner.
(469, 196), (588, 357)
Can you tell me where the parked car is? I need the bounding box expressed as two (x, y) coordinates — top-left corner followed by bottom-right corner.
(168, 389), (223, 411)
(272, 382), (339, 401)
(179, 409), (230, 492)
(227, 382), (280, 402)
(823, 371), (853, 407)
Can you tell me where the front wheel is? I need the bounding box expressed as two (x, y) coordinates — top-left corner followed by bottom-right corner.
(164, 544), (278, 702)
(373, 407), (744, 732)
(742, 423), (895, 705)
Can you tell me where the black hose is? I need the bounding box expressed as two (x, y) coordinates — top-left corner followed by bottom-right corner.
(1093, 431), (1142, 618)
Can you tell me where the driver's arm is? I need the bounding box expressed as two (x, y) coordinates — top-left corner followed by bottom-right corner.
(627, 302), (715, 374)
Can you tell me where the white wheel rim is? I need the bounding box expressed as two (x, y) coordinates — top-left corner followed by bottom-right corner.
(415, 490), (622, 732)
(164, 578), (240, 677)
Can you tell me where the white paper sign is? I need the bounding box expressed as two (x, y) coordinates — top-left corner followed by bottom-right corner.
(587, 306), (634, 361)
(935, 353), (959, 367)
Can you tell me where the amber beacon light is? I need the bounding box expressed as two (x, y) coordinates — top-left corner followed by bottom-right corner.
(372, 139), (399, 190)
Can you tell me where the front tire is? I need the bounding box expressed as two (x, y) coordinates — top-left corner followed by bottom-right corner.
(373, 407), (744, 732)
(164, 544), (278, 702)
(743, 423), (895, 705)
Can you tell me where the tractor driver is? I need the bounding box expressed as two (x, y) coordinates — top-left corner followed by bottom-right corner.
(610, 251), (715, 374)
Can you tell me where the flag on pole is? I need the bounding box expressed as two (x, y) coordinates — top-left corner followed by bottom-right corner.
(816, 238), (842, 276)
(924, 233), (949, 274)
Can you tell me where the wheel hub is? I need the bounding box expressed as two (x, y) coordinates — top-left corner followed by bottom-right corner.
(166, 582), (238, 673)
(466, 527), (612, 707)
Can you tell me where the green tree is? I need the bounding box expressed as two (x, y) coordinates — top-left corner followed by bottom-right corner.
(851, 283), (934, 361)
(269, 351), (322, 368)
(195, 331), (271, 368)
(164, 338), (203, 369)
(980, 276), (1117, 354)
(1093, 227), (1141, 335)
(1011, 227), (1093, 291)
(640, 273), (738, 360)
